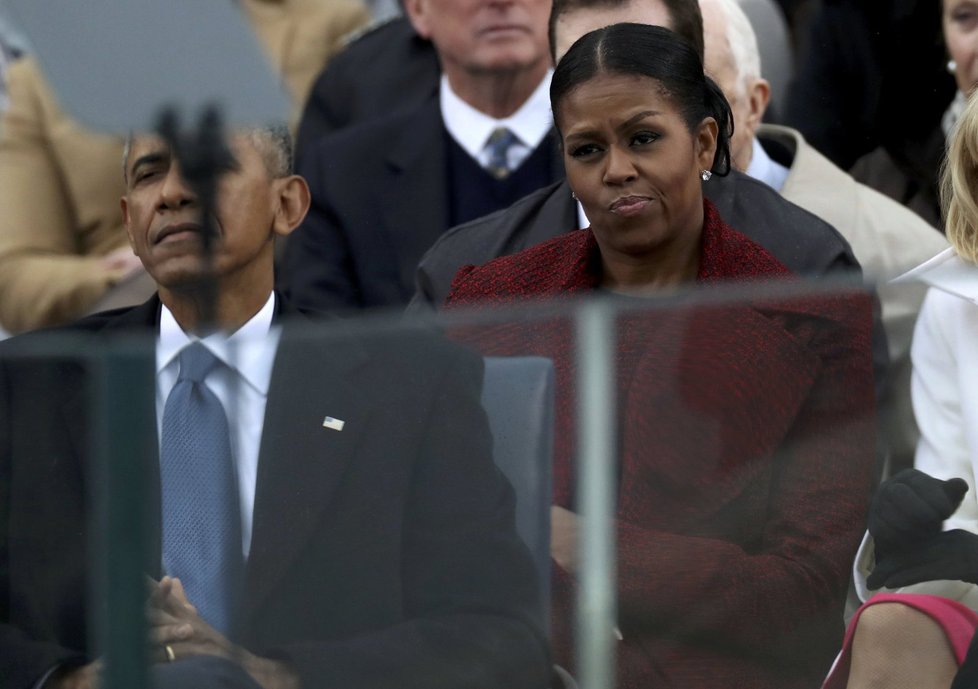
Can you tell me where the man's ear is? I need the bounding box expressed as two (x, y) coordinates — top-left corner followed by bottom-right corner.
(271, 175), (311, 238)
(403, 0), (432, 39)
(743, 77), (771, 138)
(120, 196), (137, 250)
(696, 117), (720, 171)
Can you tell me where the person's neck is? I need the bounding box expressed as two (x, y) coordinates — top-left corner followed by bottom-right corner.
(444, 62), (548, 119)
(597, 226), (702, 294)
(160, 278), (273, 335)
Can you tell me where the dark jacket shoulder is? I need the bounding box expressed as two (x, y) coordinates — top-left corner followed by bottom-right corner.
(296, 17), (440, 156)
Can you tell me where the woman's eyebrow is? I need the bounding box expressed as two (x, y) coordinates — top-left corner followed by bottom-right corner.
(617, 110), (660, 131)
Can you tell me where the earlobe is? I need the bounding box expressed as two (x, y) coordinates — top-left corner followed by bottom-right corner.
(272, 176), (311, 238)
(697, 117), (720, 169)
(748, 79), (771, 128)
(120, 197), (137, 250)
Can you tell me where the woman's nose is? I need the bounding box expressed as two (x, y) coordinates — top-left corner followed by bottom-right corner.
(602, 146), (637, 185)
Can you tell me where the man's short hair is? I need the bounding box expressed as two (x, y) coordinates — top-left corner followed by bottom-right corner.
(705, 0), (761, 98)
(548, 0), (705, 64)
(122, 123), (293, 183)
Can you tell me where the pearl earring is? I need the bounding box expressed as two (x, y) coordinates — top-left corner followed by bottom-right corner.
(948, 60), (957, 75)
(700, 170), (712, 181)
(571, 191), (578, 200)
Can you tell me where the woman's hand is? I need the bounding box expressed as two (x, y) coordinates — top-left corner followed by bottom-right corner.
(869, 529), (978, 589)
(868, 469), (968, 557)
(551, 506), (580, 574)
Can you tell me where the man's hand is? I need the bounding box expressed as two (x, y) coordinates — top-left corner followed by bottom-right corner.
(50, 661), (102, 689)
(868, 469), (968, 556)
(551, 506), (579, 575)
(868, 529), (978, 590)
(147, 577), (299, 689)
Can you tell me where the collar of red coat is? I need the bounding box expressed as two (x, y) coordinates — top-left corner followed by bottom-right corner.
(445, 197), (791, 306)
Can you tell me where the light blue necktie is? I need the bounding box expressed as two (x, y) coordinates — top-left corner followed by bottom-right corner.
(160, 342), (242, 635)
(485, 127), (519, 180)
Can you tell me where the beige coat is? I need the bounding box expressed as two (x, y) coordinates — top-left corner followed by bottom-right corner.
(758, 124), (950, 473)
(0, 0), (368, 333)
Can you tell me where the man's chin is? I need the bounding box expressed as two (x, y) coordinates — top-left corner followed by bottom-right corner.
(469, 47), (548, 75)
(151, 262), (221, 294)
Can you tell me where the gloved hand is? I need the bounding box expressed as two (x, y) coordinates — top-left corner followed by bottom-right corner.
(951, 625), (978, 689)
(868, 529), (978, 590)
(868, 469), (968, 557)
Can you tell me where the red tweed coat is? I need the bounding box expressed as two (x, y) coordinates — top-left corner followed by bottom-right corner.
(445, 200), (877, 689)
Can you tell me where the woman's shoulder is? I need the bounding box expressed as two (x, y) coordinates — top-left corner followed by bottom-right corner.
(444, 229), (596, 307)
(700, 199), (793, 283)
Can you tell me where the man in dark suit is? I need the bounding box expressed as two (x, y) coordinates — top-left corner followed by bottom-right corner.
(279, 0), (561, 313)
(0, 126), (548, 689)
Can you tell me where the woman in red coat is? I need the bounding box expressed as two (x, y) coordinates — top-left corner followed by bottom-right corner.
(445, 23), (878, 689)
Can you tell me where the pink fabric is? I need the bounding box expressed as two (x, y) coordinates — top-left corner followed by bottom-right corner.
(822, 593), (978, 688)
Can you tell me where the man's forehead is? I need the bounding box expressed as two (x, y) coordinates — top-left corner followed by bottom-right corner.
(126, 132), (258, 171)
(555, 1), (673, 61)
(128, 134), (168, 159)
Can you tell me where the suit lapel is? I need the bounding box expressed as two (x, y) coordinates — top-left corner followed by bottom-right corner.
(243, 323), (371, 616)
(381, 98), (451, 295)
(63, 295), (161, 451)
(61, 297), (164, 573)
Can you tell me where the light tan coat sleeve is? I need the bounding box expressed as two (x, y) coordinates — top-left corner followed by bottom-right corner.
(0, 57), (129, 333)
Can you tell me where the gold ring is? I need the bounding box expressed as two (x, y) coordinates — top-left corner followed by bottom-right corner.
(164, 644), (176, 663)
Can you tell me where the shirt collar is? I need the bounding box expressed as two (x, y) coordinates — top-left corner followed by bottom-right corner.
(439, 70), (554, 160)
(893, 247), (978, 304)
(157, 292), (279, 395)
(745, 137), (789, 193)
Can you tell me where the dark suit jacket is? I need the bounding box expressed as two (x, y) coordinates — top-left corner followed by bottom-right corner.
(295, 17), (440, 157)
(409, 175), (862, 312)
(279, 97), (563, 314)
(783, 0), (953, 171)
(0, 296), (548, 689)
(444, 200), (879, 688)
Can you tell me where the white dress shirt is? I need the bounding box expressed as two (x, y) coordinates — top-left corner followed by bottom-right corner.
(440, 70), (554, 172)
(745, 136), (790, 193)
(156, 292), (281, 559)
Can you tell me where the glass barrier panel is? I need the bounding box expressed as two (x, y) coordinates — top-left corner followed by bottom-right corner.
(0, 276), (948, 689)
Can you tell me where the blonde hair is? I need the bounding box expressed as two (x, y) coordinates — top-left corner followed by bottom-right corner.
(942, 91), (978, 264)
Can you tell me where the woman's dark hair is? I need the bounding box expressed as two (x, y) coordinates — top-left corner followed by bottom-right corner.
(550, 23), (732, 175)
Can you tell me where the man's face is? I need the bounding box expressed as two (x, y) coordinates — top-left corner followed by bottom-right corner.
(406, 0), (552, 79)
(121, 134), (286, 293)
(553, 1), (672, 63)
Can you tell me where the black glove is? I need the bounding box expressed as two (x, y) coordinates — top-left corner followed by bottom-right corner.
(868, 469), (969, 557)
(868, 529), (978, 590)
(952, 623), (978, 689)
